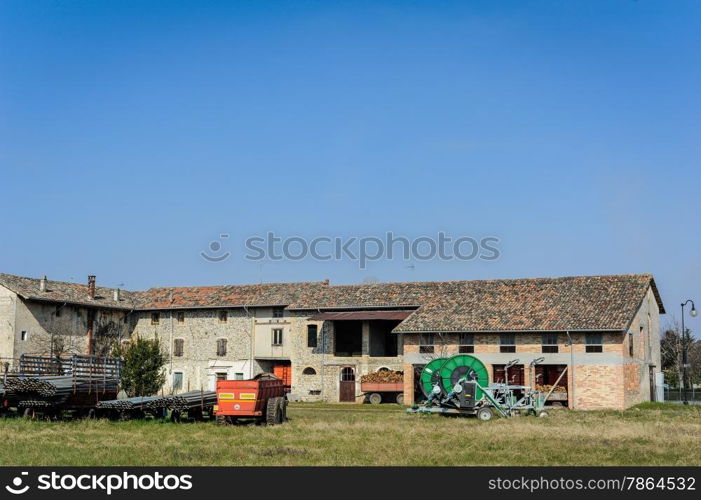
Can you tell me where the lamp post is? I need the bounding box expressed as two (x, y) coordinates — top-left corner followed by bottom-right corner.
(681, 300), (697, 405)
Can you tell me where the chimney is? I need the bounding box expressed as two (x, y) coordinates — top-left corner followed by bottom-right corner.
(113, 288), (121, 302)
(39, 276), (47, 292)
(87, 275), (96, 299)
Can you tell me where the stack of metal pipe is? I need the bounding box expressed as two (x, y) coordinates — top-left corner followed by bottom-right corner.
(95, 395), (162, 410)
(166, 390), (217, 411)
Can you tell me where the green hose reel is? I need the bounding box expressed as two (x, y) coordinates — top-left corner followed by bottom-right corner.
(438, 354), (489, 400)
(419, 357), (448, 398)
(420, 354), (489, 400)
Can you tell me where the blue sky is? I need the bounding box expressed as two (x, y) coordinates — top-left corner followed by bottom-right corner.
(0, 1), (699, 327)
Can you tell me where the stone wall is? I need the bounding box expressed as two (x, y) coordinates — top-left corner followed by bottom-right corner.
(130, 308), (262, 393)
(0, 284), (131, 368)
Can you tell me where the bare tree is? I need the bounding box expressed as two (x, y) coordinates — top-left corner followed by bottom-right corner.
(92, 319), (125, 357)
(661, 318), (698, 388)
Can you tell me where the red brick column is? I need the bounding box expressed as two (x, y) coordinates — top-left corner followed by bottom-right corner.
(403, 363), (414, 405)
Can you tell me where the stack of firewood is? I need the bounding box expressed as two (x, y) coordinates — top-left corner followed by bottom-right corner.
(535, 384), (566, 393)
(360, 370), (403, 383)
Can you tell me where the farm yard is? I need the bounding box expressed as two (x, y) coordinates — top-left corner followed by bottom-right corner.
(0, 402), (699, 466)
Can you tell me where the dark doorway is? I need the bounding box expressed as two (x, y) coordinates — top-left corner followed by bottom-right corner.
(369, 320), (400, 357)
(534, 365), (568, 389)
(493, 364), (525, 385)
(334, 321), (362, 357)
(339, 367), (356, 402)
(649, 366), (656, 402)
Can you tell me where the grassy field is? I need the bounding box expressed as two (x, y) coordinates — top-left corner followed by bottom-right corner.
(0, 402), (699, 466)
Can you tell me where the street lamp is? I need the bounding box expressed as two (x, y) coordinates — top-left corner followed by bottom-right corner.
(681, 299), (697, 405)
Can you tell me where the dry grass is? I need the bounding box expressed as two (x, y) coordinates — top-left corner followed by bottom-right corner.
(0, 402), (699, 466)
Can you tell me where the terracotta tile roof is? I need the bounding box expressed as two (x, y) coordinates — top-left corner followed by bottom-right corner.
(390, 275), (663, 333)
(135, 282), (328, 309)
(0, 272), (663, 333)
(0, 273), (137, 310)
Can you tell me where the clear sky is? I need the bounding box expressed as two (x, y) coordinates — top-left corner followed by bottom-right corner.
(0, 1), (699, 328)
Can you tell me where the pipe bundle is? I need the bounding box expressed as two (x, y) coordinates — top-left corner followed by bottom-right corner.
(95, 395), (162, 410)
(97, 391), (217, 412)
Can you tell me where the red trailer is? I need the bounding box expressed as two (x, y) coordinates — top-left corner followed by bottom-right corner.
(361, 382), (405, 405)
(215, 374), (287, 425)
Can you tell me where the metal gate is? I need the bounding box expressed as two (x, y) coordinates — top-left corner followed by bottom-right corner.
(339, 367), (355, 402)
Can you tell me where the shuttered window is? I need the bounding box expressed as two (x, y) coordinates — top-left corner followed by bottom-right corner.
(173, 338), (184, 357)
(216, 338), (227, 356)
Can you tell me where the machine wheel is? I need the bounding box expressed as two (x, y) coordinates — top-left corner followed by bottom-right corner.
(476, 407), (493, 421)
(395, 393), (404, 405)
(368, 393), (382, 405)
(538, 411), (549, 418)
(216, 415), (229, 426)
(266, 397), (283, 425)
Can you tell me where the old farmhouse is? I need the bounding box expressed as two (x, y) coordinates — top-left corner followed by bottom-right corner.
(0, 272), (664, 410)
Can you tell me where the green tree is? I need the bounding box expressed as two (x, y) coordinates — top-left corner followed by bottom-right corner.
(117, 338), (166, 397)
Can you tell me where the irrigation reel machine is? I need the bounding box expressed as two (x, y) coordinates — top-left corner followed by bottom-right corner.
(408, 354), (566, 420)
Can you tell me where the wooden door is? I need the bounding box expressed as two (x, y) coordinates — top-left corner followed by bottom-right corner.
(339, 367), (356, 402)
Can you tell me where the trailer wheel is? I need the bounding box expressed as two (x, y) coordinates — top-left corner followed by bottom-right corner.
(266, 397), (283, 425)
(368, 393), (382, 405)
(476, 407), (493, 421)
(281, 398), (288, 421)
(395, 393), (404, 405)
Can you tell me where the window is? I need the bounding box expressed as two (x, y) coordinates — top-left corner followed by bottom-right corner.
(216, 338), (227, 356)
(55, 306), (62, 318)
(173, 338), (184, 357)
(272, 307), (284, 319)
(628, 332), (634, 357)
(459, 333), (474, 353)
(172, 372), (183, 390)
(218, 310), (228, 323)
(307, 325), (318, 348)
(500, 333), (516, 353)
(20, 330), (28, 341)
(303, 367), (317, 375)
(215, 372), (227, 381)
(177, 311), (185, 324)
(272, 328), (283, 346)
(585, 333), (603, 353)
(151, 312), (160, 325)
(419, 333), (435, 354)
(123, 313), (129, 324)
(234, 372), (244, 380)
(541, 333), (559, 353)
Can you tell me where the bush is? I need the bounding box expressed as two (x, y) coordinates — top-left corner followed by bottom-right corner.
(118, 338), (166, 397)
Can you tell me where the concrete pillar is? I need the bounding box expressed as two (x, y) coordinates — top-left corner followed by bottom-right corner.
(361, 321), (370, 356)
